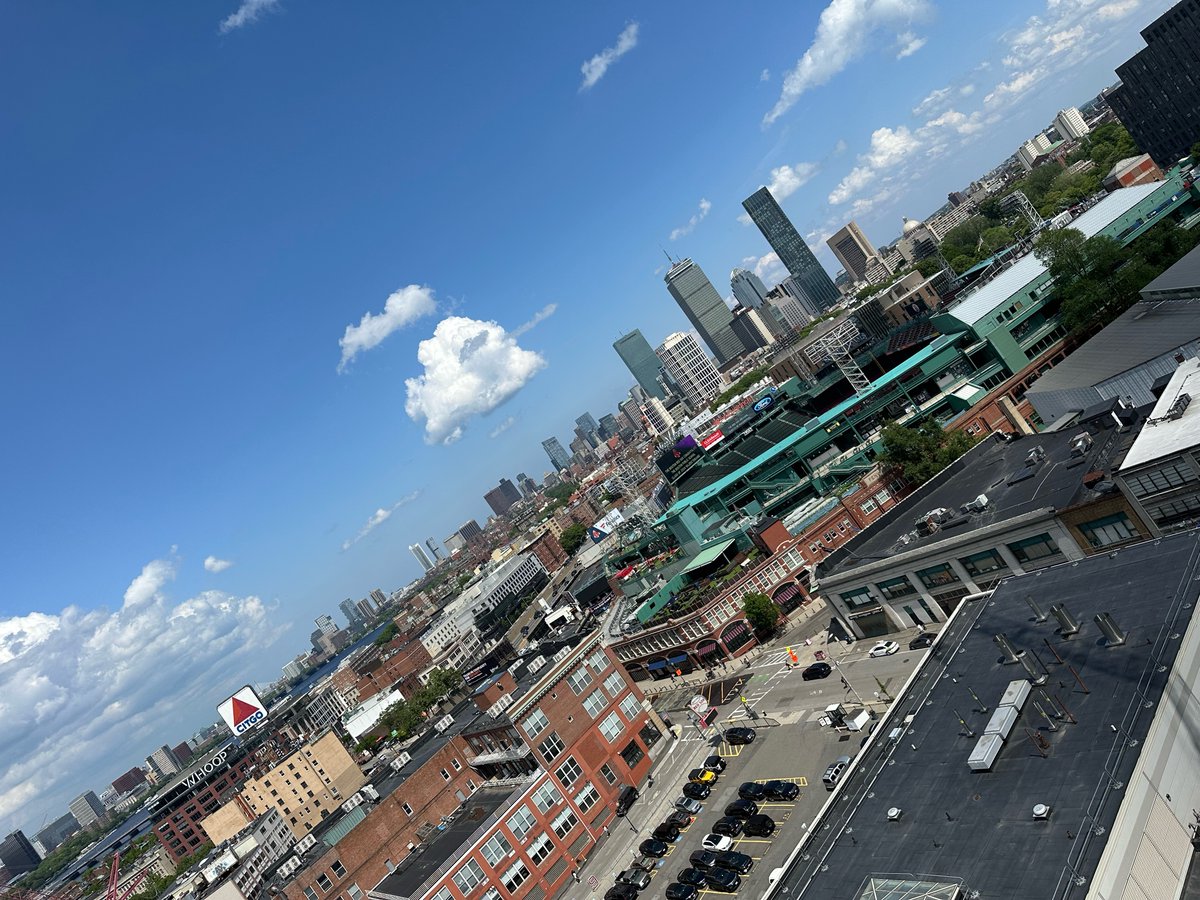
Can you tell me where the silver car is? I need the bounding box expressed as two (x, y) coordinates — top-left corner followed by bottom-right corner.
(674, 796), (703, 815)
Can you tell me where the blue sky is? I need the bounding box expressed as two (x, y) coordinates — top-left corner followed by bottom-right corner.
(0, 0), (1174, 832)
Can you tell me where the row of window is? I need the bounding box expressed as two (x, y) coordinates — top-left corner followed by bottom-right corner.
(1124, 459), (1197, 499)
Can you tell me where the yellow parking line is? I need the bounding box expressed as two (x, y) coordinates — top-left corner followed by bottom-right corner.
(734, 838), (773, 843)
(755, 775), (808, 785)
(758, 802), (795, 808)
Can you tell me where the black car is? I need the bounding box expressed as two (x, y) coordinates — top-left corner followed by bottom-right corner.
(711, 816), (744, 838)
(702, 754), (727, 773)
(604, 886), (638, 900)
(724, 799), (759, 819)
(639, 839), (669, 859)
(737, 781), (768, 801)
(763, 779), (800, 801)
(725, 726), (757, 744)
(616, 869), (652, 890)
(664, 884), (698, 900)
(681, 781), (711, 800)
(676, 868), (706, 887)
(703, 868), (741, 893)
(714, 851), (754, 875)
(652, 823), (680, 843)
(688, 850), (718, 870)
(802, 661), (832, 680)
(616, 784), (640, 817)
(743, 813), (776, 837)
(909, 632), (936, 649)
(664, 810), (693, 830)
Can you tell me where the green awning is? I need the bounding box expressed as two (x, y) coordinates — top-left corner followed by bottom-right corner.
(682, 539), (737, 575)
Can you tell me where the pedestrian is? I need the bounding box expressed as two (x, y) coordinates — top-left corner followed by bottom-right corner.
(602, 825), (610, 836)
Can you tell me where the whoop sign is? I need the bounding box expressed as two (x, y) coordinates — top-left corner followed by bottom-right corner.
(217, 685), (268, 736)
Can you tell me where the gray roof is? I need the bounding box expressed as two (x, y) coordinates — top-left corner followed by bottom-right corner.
(1140, 240), (1200, 301)
(785, 529), (1200, 898)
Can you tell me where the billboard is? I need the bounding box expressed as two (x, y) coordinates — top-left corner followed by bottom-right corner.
(700, 429), (725, 450)
(590, 508), (626, 543)
(217, 685), (268, 737)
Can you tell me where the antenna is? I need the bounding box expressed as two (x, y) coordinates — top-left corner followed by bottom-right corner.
(661, 246), (673, 263)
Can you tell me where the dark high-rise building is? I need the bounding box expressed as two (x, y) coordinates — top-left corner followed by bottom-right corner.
(827, 221), (879, 283)
(0, 832), (41, 875)
(730, 268), (770, 309)
(171, 742), (194, 765)
(742, 187), (839, 312)
(34, 814), (79, 855)
(1109, 1), (1200, 167)
(598, 414), (620, 440)
(664, 258), (748, 363)
(483, 478), (521, 517)
(457, 519), (483, 542)
(425, 537), (442, 561)
(613, 330), (667, 399)
(574, 413), (600, 440)
(541, 436), (571, 471)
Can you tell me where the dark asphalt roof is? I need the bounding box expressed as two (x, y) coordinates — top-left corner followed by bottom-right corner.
(786, 529), (1200, 899)
(817, 419), (1139, 582)
(1140, 241), (1200, 300)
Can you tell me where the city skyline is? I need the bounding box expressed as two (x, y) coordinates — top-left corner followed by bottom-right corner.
(0, 0), (1178, 836)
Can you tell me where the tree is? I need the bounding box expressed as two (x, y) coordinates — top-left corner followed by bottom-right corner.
(742, 592), (781, 636)
(559, 523), (588, 554)
(1192, 140), (1200, 161)
(374, 621), (399, 646)
(544, 481), (577, 503)
(877, 420), (977, 486)
(914, 257), (942, 277)
(1034, 227), (1089, 284)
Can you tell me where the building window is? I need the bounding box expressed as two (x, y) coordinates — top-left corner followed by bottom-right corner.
(331, 860), (346, 878)
(430, 890), (453, 900)
(582, 690), (606, 718)
(1079, 513), (1140, 548)
(452, 758), (462, 771)
(317, 876), (332, 892)
(1125, 460), (1196, 498)
(551, 809), (579, 839)
(402, 802), (413, 816)
(603, 671), (624, 696)
(452, 860), (486, 894)
(916, 563), (961, 590)
(839, 586), (876, 609)
(621, 740), (645, 769)
(960, 549), (1005, 577)
(305, 889), (318, 900)
(538, 731), (565, 762)
(861, 499), (878, 514)
(599, 711), (623, 742)
(501, 861), (531, 892)
(574, 782), (600, 813)
(507, 805), (537, 841)
(481, 833), (513, 866)
(346, 886), (362, 900)
(1008, 533), (1061, 564)
(556, 756), (584, 787)
(528, 832), (554, 865)
(566, 667), (592, 694)
(600, 763), (618, 785)
(876, 576), (916, 602)
(619, 694), (641, 721)
(440, 769), (451, 782)
(532, 782), (564, 813)
(588, 649), (608, 671)
(522, 709), (550, 739)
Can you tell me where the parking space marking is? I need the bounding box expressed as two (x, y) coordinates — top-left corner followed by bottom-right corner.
(733, 838), (773, 844)
(718, 742), (744, 757)
(755, 775), (808, 786)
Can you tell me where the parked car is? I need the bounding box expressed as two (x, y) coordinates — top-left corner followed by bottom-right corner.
(616, 785), (640, 817)
(742, 814), (776, 837)
(615, 869), (651, 890)
(681, 781), (711, 800)
(702, 754), (727, 773)
(652, 823), (680, 843)
(763, 779), (800, 801)
(702, 868), (741, 893)
(638, 839), (669, 859)
(724, 799), (759, 819)
(701, 834), (733, 852)
(710, 816), (745, 838)
(802, 661), (832, 680)
(676, 868), (706, 887)
(688, 850), (719, 870)
(687, 768), (717, 784)
(674, 797), (702, 815)
(822, 754), (853, 790)
(909, 632), (935, 649)
(663, 810), (693, 830)
(868, 640), (900, 657)
(737, 782), (767, 801)
(630, 855), (660, 873)
(604, 886), (638, 900)
(714, 851), (754, 875)
(724, 726), (757, 744)
(664, 884), (698, 900)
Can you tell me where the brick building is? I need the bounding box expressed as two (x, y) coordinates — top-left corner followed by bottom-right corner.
(330, 637), (434, 708)
(112, 767), (148, 796)
(1104, 153), (1165, 191)
(518, 528), (567, 575)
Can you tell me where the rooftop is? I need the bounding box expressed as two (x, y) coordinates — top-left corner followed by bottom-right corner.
(1140, 240), (1200, 302)
(786, 530), (1200, 898)
(817, 418), (1140, 582)
(1119, 356), (1200, 469)
(369, 783), (524, 900)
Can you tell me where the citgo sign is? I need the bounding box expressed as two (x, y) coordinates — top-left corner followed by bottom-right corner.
(217, 684), (269, 736)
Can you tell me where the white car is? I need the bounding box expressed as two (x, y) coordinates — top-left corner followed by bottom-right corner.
(868, 640), (900, 657)
(701, 833), (734, 852)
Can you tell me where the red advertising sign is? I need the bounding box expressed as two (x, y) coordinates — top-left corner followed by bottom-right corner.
(700, 429), (725, 450)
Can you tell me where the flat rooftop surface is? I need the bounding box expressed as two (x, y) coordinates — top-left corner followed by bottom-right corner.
(818, 421), (1137, 581)
(1120, 356), (1200, 469)
(1141, 239), (1200, 299)
(786, 530), (1200, 899)
(370, 784), (520, 900)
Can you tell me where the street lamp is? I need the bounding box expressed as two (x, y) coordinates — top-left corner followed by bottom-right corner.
(828, 654), (866, 707)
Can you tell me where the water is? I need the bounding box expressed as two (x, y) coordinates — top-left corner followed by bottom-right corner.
(286, 621), (390, 697)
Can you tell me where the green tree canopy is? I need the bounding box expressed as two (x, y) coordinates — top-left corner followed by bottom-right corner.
(877, 420), (977, 486)
(544, 481), (577, 503)
(742, 592), (781, 635)
(559, 523), (588, 554)
(374, 621), (399, 646)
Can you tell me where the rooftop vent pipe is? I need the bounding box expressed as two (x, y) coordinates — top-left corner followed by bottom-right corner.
(1094, 612), (1127, 647)
(1025, 595), (1048, 623)
(994, 633), (1023, 664)
(1050, 604), (1080, 636)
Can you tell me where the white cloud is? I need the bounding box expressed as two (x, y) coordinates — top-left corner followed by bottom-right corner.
(405, 317), (547, 445)
(1098, 0), (1141, 20)
(203, 556), (233, 573)
(912, 86), (951, 116)
(337, 285), (437, 373)
(764, 0), (931, 126)
(984, 67), (1045, 106)
(489, 416), (517, 439)
(341, 492), (421, 551)
(829, 165), (875, 205)
(959, 83), (976, 97)
(760, 69), (771, 82)
(864, 125), (918, 167)
(669, 198), (712, 241)
(0, 556), (282, 829)
(511, 303), (558, 337)
(742, 252), (788, 288)
(580, 22), (639, 91)
(895, 31), (927, 59)
(766, 162), (820, 201)
(219, 0), (279, 33)
(925, 109), (984, 135)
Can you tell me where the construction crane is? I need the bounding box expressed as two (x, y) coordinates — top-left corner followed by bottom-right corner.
(1, 853), (152, 900)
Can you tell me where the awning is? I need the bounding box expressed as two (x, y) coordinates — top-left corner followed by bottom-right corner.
(647, 660), (669, 671)
(668, 653), (689, 664)
(682, 538), (738, 576)
(773, 583), (801, 603)
(723, 621), (749, 639)
(848, 605), (884, 619)
(696, 643), (721, 657)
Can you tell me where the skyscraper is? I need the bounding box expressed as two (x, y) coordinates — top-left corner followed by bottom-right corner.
(1053, 106), (1090, 141)
(69, 792), (106, 829)
(425, 537), (442, 561)
(656, 332), (723, 408)
(742, 187), (839, 312)
(148, 745), (182, 778)
(0, 832), (41, 876)
(315, 614), (337, 636)
(664, 258), (747, 363)
(730, 268), (769, 309)
(827, 221), (879, 283)
(409, 542), (434, 572)
(483, 478), (521, 517)
(1109, 2), (1200, 167)
(575, 413), (599, 435)
(541, 436), (571, 471)
(340, 597), (365, 626)
(613, 330), (667, 399)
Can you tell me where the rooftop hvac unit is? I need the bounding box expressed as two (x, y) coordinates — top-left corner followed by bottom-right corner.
(1166, 392), (1192, 421)
(968, 732), (1004, 772)
(390, 751), (412, 772)
(361, 784), (379, 802)
(1069, 432), (1093, 457)
(296, 834), (317, 853)
(998, 679), (1031, 712)
(961, 494), (989, 514)
(434, 714), (455, 734)
(528, 655), (548, 673)
(1024, 445), (1046, 467)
